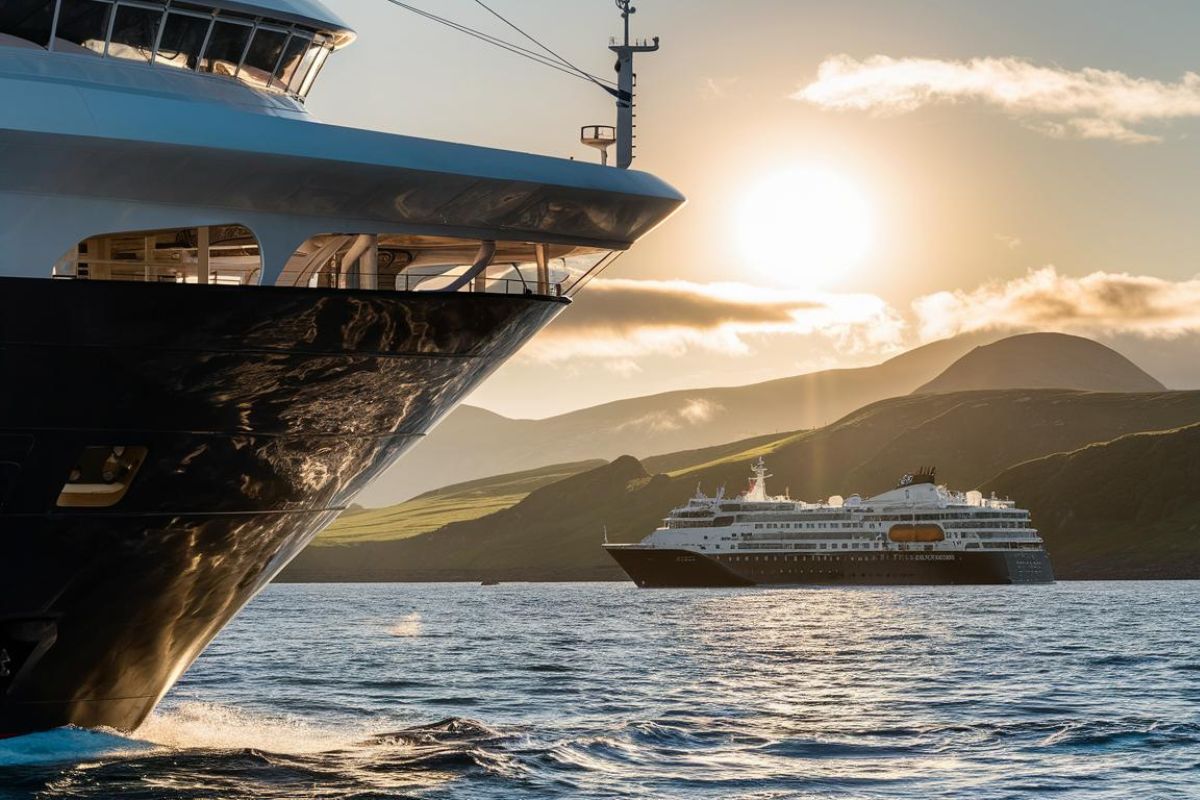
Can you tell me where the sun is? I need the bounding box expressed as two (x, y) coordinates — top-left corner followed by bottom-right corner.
(736, 166), (874, 286)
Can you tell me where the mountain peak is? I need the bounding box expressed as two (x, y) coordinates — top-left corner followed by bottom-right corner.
(914, 333), (1164, 395)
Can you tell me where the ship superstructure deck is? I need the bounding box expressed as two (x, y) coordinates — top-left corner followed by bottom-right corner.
(606, 461), (1055, 587)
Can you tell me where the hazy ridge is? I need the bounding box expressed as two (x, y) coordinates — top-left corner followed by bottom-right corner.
(285, 391), (1200, 581)
(916, 332), (1165, 394)
(285, 333), (1195, 581)
(358, 332), (997, 503)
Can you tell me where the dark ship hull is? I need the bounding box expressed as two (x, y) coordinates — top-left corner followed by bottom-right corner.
(0, 276), (564, 737)
(605, 546), (1055, 588)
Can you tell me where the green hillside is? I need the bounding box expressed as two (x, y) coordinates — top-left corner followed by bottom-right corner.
(316, 459), (604, 546)
(282, 389), (1200, 581)
(984, 424), (1200, 579)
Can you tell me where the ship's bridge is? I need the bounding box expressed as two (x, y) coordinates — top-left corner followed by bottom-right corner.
(0, 0), (353, 100)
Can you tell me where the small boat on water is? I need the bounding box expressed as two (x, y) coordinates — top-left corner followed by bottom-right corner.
(605, 459), (1055, 587)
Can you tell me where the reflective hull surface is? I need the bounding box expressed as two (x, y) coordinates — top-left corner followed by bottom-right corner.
(0, 277), (565, 736)
(605, 547), (1055, 588)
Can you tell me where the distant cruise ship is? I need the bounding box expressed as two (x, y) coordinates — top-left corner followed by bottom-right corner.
(605, 459), (1054, 586)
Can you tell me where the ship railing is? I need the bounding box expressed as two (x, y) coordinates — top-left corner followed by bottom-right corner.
(53, 259), (261, 286)
(52, 263), (566, 296)
(53, 228), (617, 299)
(395, 274), (565, 297)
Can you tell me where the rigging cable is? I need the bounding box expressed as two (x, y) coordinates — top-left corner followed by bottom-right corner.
(469, 0), (617, 95)
(383, 0), (617, 91)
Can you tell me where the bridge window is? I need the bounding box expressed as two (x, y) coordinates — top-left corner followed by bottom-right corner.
(293, 37), (327, 94)
(237, 24), (287, 91)
(0, 0), (55, 47)
(0, 0), (342, 100)
(53, 0), (110, 53)
(154, 10), (209, 70)
(107, 2), (161, 62)
(199, 17), (250, 75)
(274, 32), (309, 89)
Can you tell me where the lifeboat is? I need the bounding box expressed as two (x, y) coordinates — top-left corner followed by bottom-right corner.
(888, 523), (945, 543)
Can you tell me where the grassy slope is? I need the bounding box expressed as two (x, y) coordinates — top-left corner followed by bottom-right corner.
(984, 423), (1200, 579)
(281, 389), (1200, 581)
(316, 459), (605, 546)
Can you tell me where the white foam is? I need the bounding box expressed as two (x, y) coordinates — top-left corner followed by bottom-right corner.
(136, 701), (363, 754)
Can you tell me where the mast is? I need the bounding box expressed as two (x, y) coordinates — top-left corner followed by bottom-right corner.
(745, 458), (771, 502)
(610, 1), (659, 169)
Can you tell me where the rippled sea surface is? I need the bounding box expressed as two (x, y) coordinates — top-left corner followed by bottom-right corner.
(2, 581), (1199, 799)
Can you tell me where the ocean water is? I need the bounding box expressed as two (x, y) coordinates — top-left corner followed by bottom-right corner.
(2, 581), (1199, 799)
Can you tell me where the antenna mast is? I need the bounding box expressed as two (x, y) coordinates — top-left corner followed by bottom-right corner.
(610, 0), (659, 169)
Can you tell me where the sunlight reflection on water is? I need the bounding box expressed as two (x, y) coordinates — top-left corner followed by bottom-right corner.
(2, 581), (1198, 799)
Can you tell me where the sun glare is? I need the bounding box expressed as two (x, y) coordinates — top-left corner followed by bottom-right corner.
(736, 166), (874, 286)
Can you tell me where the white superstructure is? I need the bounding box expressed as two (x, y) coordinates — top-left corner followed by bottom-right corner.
(0, 0), (682, 288)
(637, 459), (1044, 557)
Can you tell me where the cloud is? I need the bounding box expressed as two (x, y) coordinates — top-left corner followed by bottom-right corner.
(523, 270), (1200, 373)
(603, 359), (643, 378)
(913, 266), (1200, 341)
(795, 54), (1200, 143)
(995, 234), (1022, 250)
(523, 278), (906, 362)
(616, 399), (724, 434)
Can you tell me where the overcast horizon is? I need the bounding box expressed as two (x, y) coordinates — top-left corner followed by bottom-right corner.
(311, 0), (1200, 418)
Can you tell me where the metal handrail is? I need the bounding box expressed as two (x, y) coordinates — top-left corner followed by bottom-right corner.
(395, 274), (564, 297)
(54, 270), (567, 296)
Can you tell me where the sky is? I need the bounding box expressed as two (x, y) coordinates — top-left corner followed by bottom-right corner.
(310, 0), (1200, 418)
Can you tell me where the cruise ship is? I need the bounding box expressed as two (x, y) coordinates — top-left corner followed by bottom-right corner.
(0, 0), (681, 736)
(605, 460), (1055, 587)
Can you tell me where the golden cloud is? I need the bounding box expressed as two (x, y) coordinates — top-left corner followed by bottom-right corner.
(796, 54), (1200, 143)
(913, 266), (1200, 340)
(523, 278), (906, 361)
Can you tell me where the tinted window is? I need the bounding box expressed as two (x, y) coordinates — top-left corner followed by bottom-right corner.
(107, 3), (161, 62)
(55, 0), (112, 53)
(273, 33), (308, 89)
(155, 11), (209, 69)
(238, 27), (286, 89)
(298, 43), (329, 96)
(0, 0), (55, 47)
(200, 18), (250, 75)
(287, 39), (321, 93)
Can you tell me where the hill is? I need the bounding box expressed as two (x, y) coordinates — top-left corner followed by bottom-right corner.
(317, 460), (604, 546)
(984, 424), (1200, 579)
(915, 333), (1164, 395)
(283, 389), (1200, 582)
(288, 456), (661, 581)
(356, 332), (996, 504)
